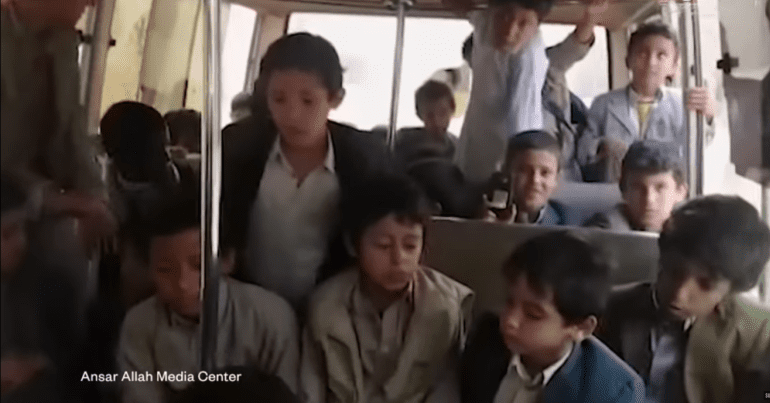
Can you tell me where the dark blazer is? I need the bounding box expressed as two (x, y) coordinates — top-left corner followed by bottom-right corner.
(596, 282), (770, 403)
(220, 115), (399, 284)
(461, 312), (644, 403)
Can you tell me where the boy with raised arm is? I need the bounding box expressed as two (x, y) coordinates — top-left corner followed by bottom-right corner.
(444, 0), (554, 183)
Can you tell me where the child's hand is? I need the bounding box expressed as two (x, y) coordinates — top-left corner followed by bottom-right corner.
(686, 86), (716, 120)
(575, 0), (609, 44)
(0, 355), (47, 396)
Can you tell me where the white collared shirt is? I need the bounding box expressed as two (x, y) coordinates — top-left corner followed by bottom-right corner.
(493, 343), (573, 403)
(456, 9), (548, 182)
(244, 133), (340, 310)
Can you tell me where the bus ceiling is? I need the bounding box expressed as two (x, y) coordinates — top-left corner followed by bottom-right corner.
(236, 0), (661, 31)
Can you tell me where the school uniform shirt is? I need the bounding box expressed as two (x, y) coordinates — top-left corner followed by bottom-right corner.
(492, 344), (572, 403)
(597, 282), (770, 403)
(300, 267), (474, 403)
(0, 5), (103, 196)
(117, 278), (300, 403)
(455, 9), (549, 183)
(495, 201), (570, 226)
(244, 133), (340, 310)
(220, 117), (399, 308)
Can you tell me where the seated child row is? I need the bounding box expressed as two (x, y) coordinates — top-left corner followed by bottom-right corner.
(107, 173), (770, 403)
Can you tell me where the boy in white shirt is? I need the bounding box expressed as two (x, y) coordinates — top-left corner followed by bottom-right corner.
(444, 0), (554, 183)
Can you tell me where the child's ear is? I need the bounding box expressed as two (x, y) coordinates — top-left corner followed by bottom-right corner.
(570, 315), (598, 341)
(330, 89), (345, 109)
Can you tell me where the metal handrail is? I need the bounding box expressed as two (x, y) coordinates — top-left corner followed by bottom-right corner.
(199, 0), (223, 372)
(386, 0), (412, 149)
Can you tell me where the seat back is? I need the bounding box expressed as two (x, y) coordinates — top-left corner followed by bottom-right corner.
(551, 181), (623, 226)
(423, 217), (659, 315)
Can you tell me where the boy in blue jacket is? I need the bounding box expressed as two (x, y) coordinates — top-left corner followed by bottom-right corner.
(461, 231), (644, 403)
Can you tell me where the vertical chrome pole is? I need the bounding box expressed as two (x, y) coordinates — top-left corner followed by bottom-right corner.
(762, 172), (770, 304)
(200, 0), (223, 372)
(386, 0), (411, 150)
(690, 0), (704, 196)
(681, 0), (704, 196)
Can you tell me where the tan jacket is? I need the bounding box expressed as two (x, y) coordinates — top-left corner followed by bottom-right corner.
(600, 282), (770, 403)
(684, 295), (770, 403)
(301, 268), (474, 403)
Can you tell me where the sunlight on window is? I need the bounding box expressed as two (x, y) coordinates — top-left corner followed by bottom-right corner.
(540, 24), (609, 107)
(221, 4), (257, 127)
(286, 14), (608, 131)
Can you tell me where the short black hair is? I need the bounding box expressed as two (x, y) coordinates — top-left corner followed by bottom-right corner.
(1, 174), (26, 216)
(503, 130), (561, 172)
(620, 140), (685, 192)
(489, 0), (555, 20)
(260, 32), (343, 95)
(164, 109), (202, 153)
(415, 80), (455, 118)
(628, 21), (679, 57)
(342, 175), (432, 250)
(139, 183), (201, 261)
(659, 195), (770, 291)
(101, 101), (169, 157)
(502, 231), (611, 324)
(462, 34), (473, 63)
(100, 101), (170, 181)
(172, 366), (299, 403)
(231, 92), (252, 112)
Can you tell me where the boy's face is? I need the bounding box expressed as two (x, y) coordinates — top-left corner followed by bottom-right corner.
(623, 170), (687, 232)
(358, 214), (423, 294)
(0, 211), (28, 277)
(500, 274), (588, 365)
(510, 150), (559, 215)
(656, 251), (731, 320)
(267, 69), (343, 150)
(419, 98), (454, 140)
(492, 4), (540, 53)
(628, 35), (678, 96)
(150, 228), (201, 320)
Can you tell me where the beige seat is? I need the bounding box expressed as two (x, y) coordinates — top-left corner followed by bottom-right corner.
(423, 217), (659, 316)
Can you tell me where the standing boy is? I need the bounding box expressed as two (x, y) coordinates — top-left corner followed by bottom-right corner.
(443, 0), (554, 183)
(577, 21), (715, 182)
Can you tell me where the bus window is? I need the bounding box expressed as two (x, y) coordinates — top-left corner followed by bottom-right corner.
(288, 14), (472, 134)
(398, 17), (473, 137)
(540, 23), (609, 107)
(221, 4), (257, 127)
